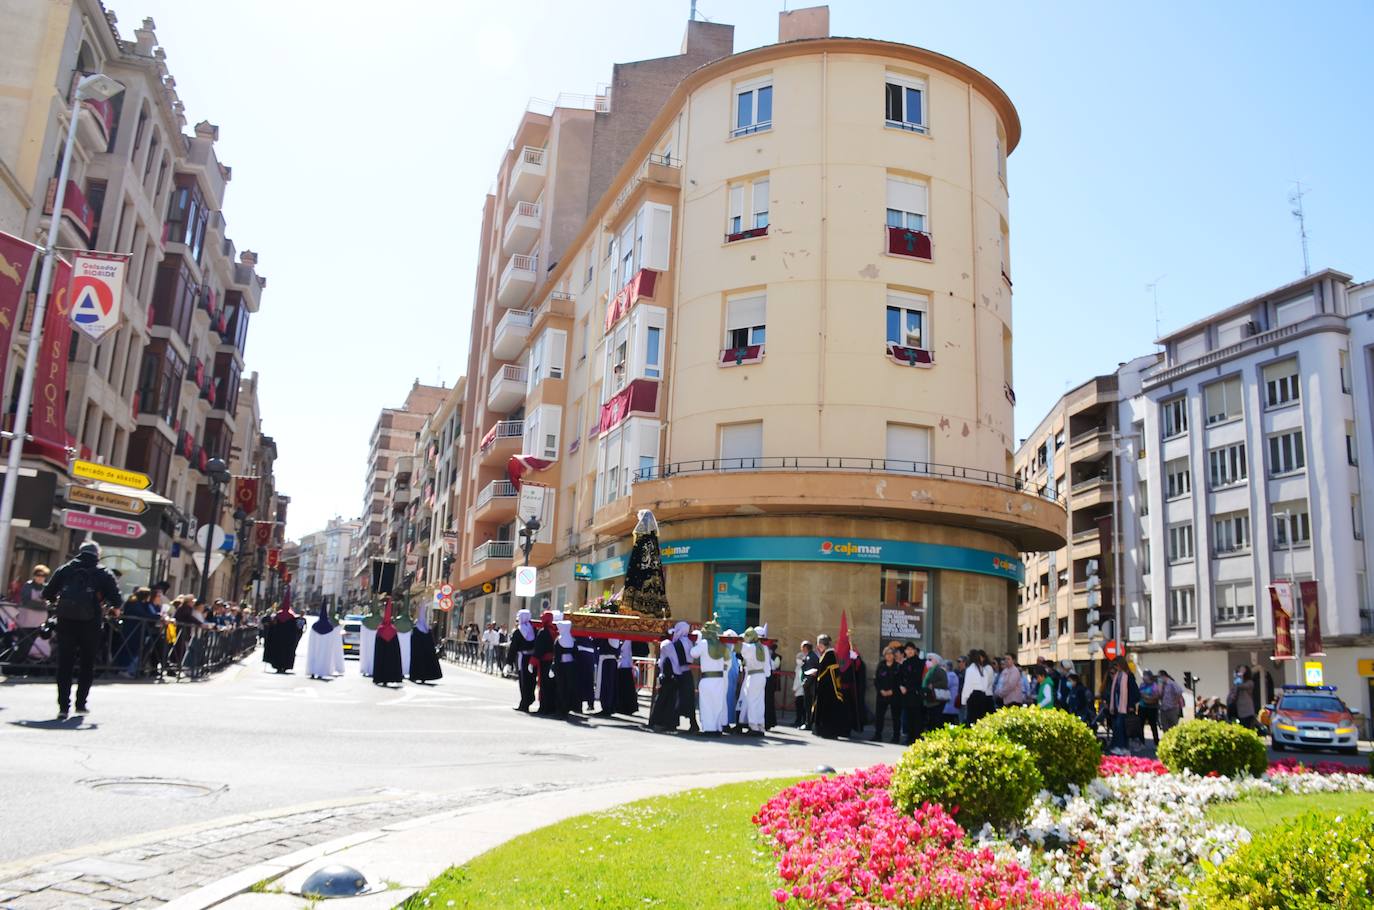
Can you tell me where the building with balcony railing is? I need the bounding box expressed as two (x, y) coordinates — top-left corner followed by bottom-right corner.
(451, 8), (1065, 661)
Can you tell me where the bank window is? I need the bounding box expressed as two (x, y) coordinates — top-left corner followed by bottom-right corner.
(1272, 500), (1311, 547)
(886, 290), (928, 352)
(1214, 582), (1255, 624)
(1164, 457), (1190, 499)
(719, 420), (762, 470)
(1204, 376), (1243, 425)
(733, 77), (773, 137)
(1162, 396), (1188, 438)
(727, 176), (769, 239)
(1168, 522), (1194, 562)
(1207, 442), (1247, 488)
(1263, 359), (1300, 408)
(711, 563), (761, 631)
(879, 566), (930, 648)
(1168, 587), (1196, 629)
(884, 72), (926, 133)
(724, 292), (766, 351)
(1213, 511), (1250, 555)
(1267, 429), (1305, 476)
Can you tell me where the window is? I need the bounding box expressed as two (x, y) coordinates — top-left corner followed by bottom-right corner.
(1162, 396), (1188, 438)
(884, 72), (926, 132)
(1213, 511), (1251, 555)
(713, 563), (762, 631)
(1347, 421), (1358, 465)
(1353, 494), (1364, 540)
(1168, 587), (1196, 628)
(1272, 501), (1311, 547)
(1139, 481), (1149, 516)
(1204, 377), (1243, 425)
(733, 77), (772, 137)
(1168, 523), (1194, 562)
(1141, 538), (1151, 569)
(1214, 582), (1255, 624)
(886, 423), (932, 469)
(886, 290), (928, 351)
(603, 322), (628, 398)
(609, 201), (672, 292)
(726, 176), (769, 238)
(645, 326), (662, 379)
(1267, 429), (1305, 476)
(724, 292), (766, 351)
(719, 421), (762, 470)
(1263, 359), (1300, 408)
(1340, 350), (1351, 393)
(527, 329), (566, 389)
(880, 566), (930, 646)
(582, 250), (593, 290)
(1207, 443), (1247, 488)
(885, 176), (928, 233)
(1165, 457), (1190, 499)
(1274, 294), (1315, 327)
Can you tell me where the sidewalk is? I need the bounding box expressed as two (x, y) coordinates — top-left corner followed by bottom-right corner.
(159, 769), (802, 910)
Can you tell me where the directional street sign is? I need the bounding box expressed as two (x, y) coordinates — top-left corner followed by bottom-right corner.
(62, 509), (143, 539)
(66, 484), (147, 515)
(71, 459), (150, 490)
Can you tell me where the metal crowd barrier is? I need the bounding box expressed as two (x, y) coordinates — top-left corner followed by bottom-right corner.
(440, 638), (510, 675)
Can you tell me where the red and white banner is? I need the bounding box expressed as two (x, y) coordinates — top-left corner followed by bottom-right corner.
(253, 521), (275, 548)
(507, 454), (553, 489)
(0, 232), (39, 389)
(32, 257), (73, 457)
(233, 476), (260, 515)
(1268, 582), (1295, 660)
(1299, 580), (1325, 657)
(67, 251), (128, 341)
(266, 548), (280, 569)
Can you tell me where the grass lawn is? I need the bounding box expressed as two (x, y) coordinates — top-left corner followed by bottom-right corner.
(1205, 790), (1374, 834)
(401, 776), (802, 909)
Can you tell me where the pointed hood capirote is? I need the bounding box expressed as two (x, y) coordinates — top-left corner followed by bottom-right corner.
(517, 608), (534, 639)
(556, 620), (574, 648)
(377, 600), (397, 643)
(311, 605), (334, 635)
(415, 603), (430, 634)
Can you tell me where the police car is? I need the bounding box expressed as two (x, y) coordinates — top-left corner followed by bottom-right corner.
(1269, 685), (1361, 755)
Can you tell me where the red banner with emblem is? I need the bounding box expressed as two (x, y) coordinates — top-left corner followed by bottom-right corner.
(32, 257), (73, 454)
(266, 548), (280, 569)
(253, 521), (275, 548)
(0, 233), (39, 391)
(1299, 580), (1324, 657)
(1268, 582), (1295, 660)
(234, 476), (260, 515)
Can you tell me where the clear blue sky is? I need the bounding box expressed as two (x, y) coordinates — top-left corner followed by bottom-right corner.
(109, 0), (1374, 536)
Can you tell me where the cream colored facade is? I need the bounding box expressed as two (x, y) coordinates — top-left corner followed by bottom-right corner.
(454, 11), (1065, 660)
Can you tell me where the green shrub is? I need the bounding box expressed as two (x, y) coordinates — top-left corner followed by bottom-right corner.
(889, 725), (1042, 831)
(975, 706), (1101, 795)
(1157, 719), (1267, 778)
(1194, 809), (1374, 909)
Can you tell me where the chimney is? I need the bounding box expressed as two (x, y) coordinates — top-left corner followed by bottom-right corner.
(680, 19), (735, 60)
(779, 5), (830, 42)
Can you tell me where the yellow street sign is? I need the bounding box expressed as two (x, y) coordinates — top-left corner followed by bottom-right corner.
(67, 484), (147, 515)
(1358, 658), (1374, 678)
(71, 459), (150, 490)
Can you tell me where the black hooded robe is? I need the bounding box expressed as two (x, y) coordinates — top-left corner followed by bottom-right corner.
(533, 626), (557, 715)
(408, 625), (443, 683)
(506, 627), (536, 711)
(811, 650), (849, 739)
(263, 617), (302, 672)
(372, 631), (404, 685)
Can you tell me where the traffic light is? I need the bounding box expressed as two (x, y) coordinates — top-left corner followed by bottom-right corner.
(1183, 671), (1197, 689)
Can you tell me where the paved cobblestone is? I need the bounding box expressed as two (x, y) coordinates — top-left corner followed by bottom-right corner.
(0, 783), (548, 910)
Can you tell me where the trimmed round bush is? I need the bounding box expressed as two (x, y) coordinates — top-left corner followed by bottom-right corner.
(1157, 718), (1268, 778)
(1194, 809), (1374, 909)
(889, 725), (1043, 831)
(975, 706), (1101, 794)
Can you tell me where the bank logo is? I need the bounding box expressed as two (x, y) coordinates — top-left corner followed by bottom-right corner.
(992, 556), (1017, 572)
(660, 545), (691, 559)
(820, 540), (883, 558)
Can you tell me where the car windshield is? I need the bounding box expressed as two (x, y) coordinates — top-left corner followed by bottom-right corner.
(1280, 696), (1344, 713)
(344, 623), (360, 632)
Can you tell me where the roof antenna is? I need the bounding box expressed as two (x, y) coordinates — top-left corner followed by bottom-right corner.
(690, 0), (697, 20)
(1289, 180), (1311, 276)
(1146, 275), (1165, 344)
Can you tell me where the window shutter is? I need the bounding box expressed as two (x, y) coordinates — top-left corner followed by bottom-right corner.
(752, 178), (769, 220)
(886, 177), (927, 215)
(726, 293), (766, 332)
(541, 404), (562, 460)
(728, 184), (744, 226)
(885, 424), (931, 464)
(547, 330), (566, 379)
(719, 422), (763, 462)
(641, 203), (672, 271)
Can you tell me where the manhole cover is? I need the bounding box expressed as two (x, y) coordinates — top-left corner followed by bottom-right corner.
(518, 750), (594, 763)
(81, 777), (227, 799)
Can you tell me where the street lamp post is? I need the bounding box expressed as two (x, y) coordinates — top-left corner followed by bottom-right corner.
(0, 73), (123, 588)
(198, 457), (230, 603)
(229, 506), (248, 603)
(518, 514), (541, 618)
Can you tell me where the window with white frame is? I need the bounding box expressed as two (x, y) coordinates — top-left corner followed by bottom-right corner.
(1263, 359), (1300, 408)
(1267, 429), (1305, 475)
(1208, 442), (1247, 488)
(733, 77), (773, 137)
(1141, 537), (1152, 569)
(1162, 396), (1188, 438)
(1168, 587), (1196, 628)
(885, 176), (928, 232)
(1340, 349), (1351, 393)
(645, 325), (662, 379)
(1353, 494), (1364, 540)
(886, 290), (928, 351)
(885, 422), (931, 470)
(1347, 421), (1357, 465)
(727, 176), (769, 237)
(1272, 500), (1311, 547)
(1168, 522), (1194, 562)
(609, 202), (673, 292)
(1204, 377), (1243, 425)
(1165, 457), (1190, 499)
(604, 322), (629, 399)
(724, 291), (766, 350)
(884, 72), (927, 132)
(1214, 581), (1255, 624)
(1274, 294), (1315, 328)
(523, 404), (562, 461)
(527, 329), (566, 390)
(1213, 511), (1250, 555)
(719, 421), (763, 470)
(1139, 481), (1149, 516)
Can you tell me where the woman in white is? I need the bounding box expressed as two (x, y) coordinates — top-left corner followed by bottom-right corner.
(960, 649), (997, 724)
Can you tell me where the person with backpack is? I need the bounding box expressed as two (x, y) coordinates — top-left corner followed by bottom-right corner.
(42, 542), (122, 719)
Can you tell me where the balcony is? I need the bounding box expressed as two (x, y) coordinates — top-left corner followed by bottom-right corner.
(42, 178), (95, 248)
(492, 308), (534, 360)
(478, 419), (524, 465)
(471, 539), (515, 566)
(502, 201), (542, 254)
(487, 364), (528, 413)
(506, 146), (546, 204)
(497, 253), (539, 308)
(531, 291), (575, 333)
(886, 226), (932, 260)
(473, 479), (518, 522)
(605, 268), (658, 333)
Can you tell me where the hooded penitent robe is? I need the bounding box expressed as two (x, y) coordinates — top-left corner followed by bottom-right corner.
(371, 602), (404, 685)
(263, 605), (302, 673)
(408, 605), (443, 683)
(812, 648), (849, 739)
(507, 608), (537, 711)
(648, 622), (694, 731)
(305, 606), (343, 679)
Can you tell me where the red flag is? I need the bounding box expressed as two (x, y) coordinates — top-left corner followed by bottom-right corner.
(836, 610), (852, 671)
(253, 521), (274, 547)
(233, 476), (259, 515)
(32, 257), (73, 456)
(1269, 583), (1295, 660)
(0, 232), (39, 389)
(507, 453), (553, 489)
(1298, 580), (1324, 657)
(266, 548), (280, 569)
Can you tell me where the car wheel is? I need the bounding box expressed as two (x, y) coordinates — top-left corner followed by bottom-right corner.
(1271, 740), (1285, 751)
(1341, 746), (1359, 756)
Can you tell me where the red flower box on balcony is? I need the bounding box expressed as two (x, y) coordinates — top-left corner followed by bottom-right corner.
(720, 344), (765, 367)
(887, 343), (934, 367)
(886, 226), (932, 260)
(725, 226), (769, 243)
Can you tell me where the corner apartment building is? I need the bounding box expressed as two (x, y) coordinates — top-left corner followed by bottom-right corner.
(0, 4), (274, 596)
(454, 8), (1066, 660)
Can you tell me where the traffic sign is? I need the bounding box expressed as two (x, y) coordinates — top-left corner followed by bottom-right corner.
(440, 583), (453, 597)
(514, 564), (537, 598)
(1103, 640), (1122, 661)
(438, 596), (453, 611)
(67, 483), (147, 515)
(434, 590), (444, 602)
(195, 523), (228, 552)
(71, 459), (149, 490)
(1304, 661), (1324, 687)
(61, 509), (142, 539)
(67, 252), (128, 341)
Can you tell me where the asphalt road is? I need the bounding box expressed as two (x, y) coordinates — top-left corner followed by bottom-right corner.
(0, 650), (901, 865)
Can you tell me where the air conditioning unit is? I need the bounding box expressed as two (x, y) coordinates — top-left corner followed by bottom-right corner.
(1244, 321), (1262, 336)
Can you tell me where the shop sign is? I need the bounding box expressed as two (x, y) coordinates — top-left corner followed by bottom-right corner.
(573, 562), (593, 580)
(1358, 658), (1374, 677)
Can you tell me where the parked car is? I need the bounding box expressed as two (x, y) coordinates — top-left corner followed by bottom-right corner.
(1269, 685), (1360, 755)
(341, 614), (364, 659)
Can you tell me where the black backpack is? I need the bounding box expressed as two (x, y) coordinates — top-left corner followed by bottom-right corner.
(55, 566), (102, 621)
